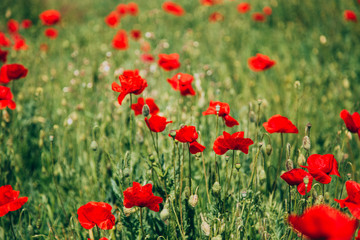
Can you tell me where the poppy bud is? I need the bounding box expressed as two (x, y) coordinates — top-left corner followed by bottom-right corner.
(90, 140), (98, 151)
(160, 208), (170, 223)
(258, 142), (264, 148)
(347, 173), (352, 180)
(225, 155), (231, 162)
(200, 214), (210, 236)
(169, 130), (176, 139)
(212, 181), (221, 195)
(212, 235), (222, 240)
(285, 159), (293, 171)
(259, 169), (266, 181)
(297, 152), (306, 165)
(315, 195), (324, 205)
(286, 143), (291, 158)
(324, 192), (330, 201)
(189, 187), (199, 207)
(123, 206), (137, 217)
(149, 154), (155, 162)
(265, 144), (272, 156)
(235, 163), (241, 171)
(123, 168), (130, 178)
(302, 136), (311, 151)
(215, 104), (220, 114)
(27, 224), (34, 235)
(240, 190), (247, 198)
(142, 104), (150, 117)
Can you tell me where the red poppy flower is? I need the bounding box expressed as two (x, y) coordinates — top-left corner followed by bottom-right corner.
(263, 114), (298, 134)
(162, 2), (185, 16)
(340, 109), (360, 139)
(77, 202), (115, 230)
(171, 125), (206, 154)
(7, 19), (19, 34)
(140, 53), (155, 63)
(112, 30), (128, 50)
(0, 32), (11, 47)
(0, 86), (16, 110)
(203, 101), (239, 127)
(263, 6), (272, 16)
(0, 48), (8, 63)
(237, 3), (251, 14)
(167, 73), (195, 96)
(344, 10), (357, 22)
(116, 4), (127, 16)
(280, 169), (313, 195)
(213, 131), (253, 155)
(252, 13), (266, 22)
(200, 0), (222, 6)
(130, 30), (141, 40)
(123, 182), (163, 212)
(105, 11), (119, 28)
(127, 2), (139, 16)
(0, 185), (28, 217)
(145, 115), (172, 133)
(44, 28), (58, 39)
(301, 154), (340, 184)
(158, 53), (181, 71)
(248, 53), (275, 71)
(335, 181), (360, 219)
(21, 19), (32, 29)
(112, 70), (147, 105)
(288, 205), (358, 240)
(0, 64), (28, 84)
(39, 10), (61, 26)
(12, 35), (28, 51)
(131, 97), (159, 116)
(209, 12), (224, 22)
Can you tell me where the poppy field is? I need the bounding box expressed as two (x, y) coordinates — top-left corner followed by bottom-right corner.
(1, 0), (360, 239)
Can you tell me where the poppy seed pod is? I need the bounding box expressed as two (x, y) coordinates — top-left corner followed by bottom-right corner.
(90, 140), (98, 151)
(142, 104), (150, 117)
(302, 136), (311, 151)
(235, 163), (241, 171)
(215, 104), (220, 114)
(265, 144), (272, 156)
(303, 176), (309, 189)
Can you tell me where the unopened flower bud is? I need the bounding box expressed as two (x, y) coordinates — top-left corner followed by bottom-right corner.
(123, 207), (136, 217)
(200, 214), (210, 236)
(285, 159), (293, 171)
(302, 136), (311, 151)
(324, 192), (330, 201)
(90, 140), (98, 151)
(142, 104), (150, 117)
(123, 168), (130, 178)
(286, 143), (291, 158)
(315, 195), (324, 205)
(27, 224), (34, 235)
(149, 154), (155, 162)
(215, 104), (220, 114)
(265, 144), (272, 156)
(212, 181), (221, 195)
(160, 208), (170, 223)
(297, 152), (306, 165)
(188, 194), (198, 208)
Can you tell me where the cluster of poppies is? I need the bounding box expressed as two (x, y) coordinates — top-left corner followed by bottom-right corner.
(39, 9), (61, 40)
(237, 2), (272, 22)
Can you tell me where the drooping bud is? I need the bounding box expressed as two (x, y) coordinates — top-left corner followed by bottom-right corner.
(123, 206), (137, 217)
(27, 224), (34, 236)
(149, 154), (155, 163)
(200, 213), (211, 236)
(265, 144), (272, 156)
(315, 195), (324, 205)
(212, 181), (221, 195)
(123, 168), (130, 178)
(297, 152), (306, 165)
(142, 104), (150, 117)
(90, 140), (98, 151)
(160, 208), (170, 224)
(188, 187), (199, 208)
(285, 159), (293, 171)
(302, 136), (311, 151)
(286, 143), (291, 159)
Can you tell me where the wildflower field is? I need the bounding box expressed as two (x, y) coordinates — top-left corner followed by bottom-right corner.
(1, 0), (360, 239)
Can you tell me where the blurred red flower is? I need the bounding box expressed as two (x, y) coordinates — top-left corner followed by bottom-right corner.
(116, 3), (127, 16)
(123, 182), (163, 212)
(39, 10), (61, 26)
(209, 12), (224, 22)
(44, 28), (58, 39)
(112, 70), (147, 105)
(141, 41), (151, 52)
(112, 30), (128, 50)
(203, 101), (239, 127)
(7, 19), (19, 34)
(40, 43), (48, 52)
(171, 125), (206, 154)
(167, 73), (195, 96)
(0, 185), (28, 217)
(237, 3), (251, 14)
(357, 230), (360, 240)
(0, 48), (8, 63)
(158, 53), (181, 71)
(162, 2), (185, 16)
(200, 0), (222, 6)
(213, 131), (253, 155)
(131, 97), (159, 116)
(340, 109), (360, 139)
(21, 19), (32, 29)
(301, 154), (340, 184)
(288, 205), (358, 240)
(263, 6), (272, 16)
(281, 168), (313, 195)
(12, 35), (28, 51)
(252, 12), (266, 22)
(105, 11), (120, 28)
(130, 30), (141, 40)
(344, 10), (357, 22)
(145, 115), (172, 132)
(0, 63), (28, 84)
(127, 2), (139, 16)
(0, 32), (11, 47)
(140, 53), (155, 63)
(263, 114), (298, 134)
(248, 53), (275, 71)
(335, 181), (360, 219)
(77, 202), (115, 230)
(0, 86), (16, 110)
